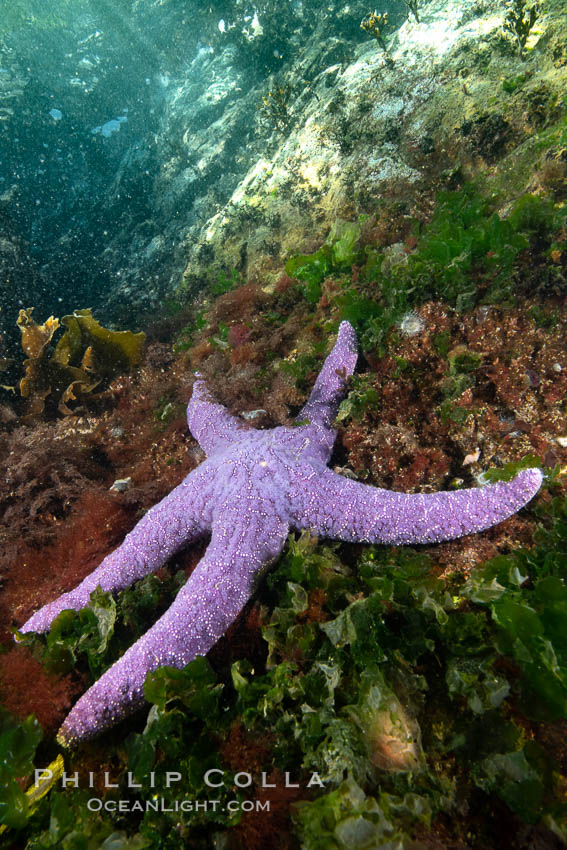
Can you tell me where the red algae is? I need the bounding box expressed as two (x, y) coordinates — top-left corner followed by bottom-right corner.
(219, 720), (273, 775)
(231, 776), (303, 850)
(338, 301), (566, 500)
(0, 646), (80, 734)
(2, 488), (134, 641)
(0, 343), (198, 645)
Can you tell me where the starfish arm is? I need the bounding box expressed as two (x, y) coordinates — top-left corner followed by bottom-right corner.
(297, 321), (358, 428)
(18, 469), (214, 635)
(57, 509), (289, 745)
(187, 377), (249, 454)
(290, 466), (543, 545)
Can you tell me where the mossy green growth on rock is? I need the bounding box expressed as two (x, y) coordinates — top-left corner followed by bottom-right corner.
(332, 185), (567, 359)
(507, 192), (566, 240)
(173, 311), (207, 352)
(392, 184), (529, 309)
(211, 268), (241, 296)
(0, 0), (75, 36)
(501, 71), (533, 93)
(285, 185), (565, 358)
(447, 347), (484, 375)
(285, 220), (362, 303)
(279, 341), (328, 392)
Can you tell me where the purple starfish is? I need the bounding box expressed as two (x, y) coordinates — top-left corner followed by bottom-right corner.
(17, 321), (542, 746)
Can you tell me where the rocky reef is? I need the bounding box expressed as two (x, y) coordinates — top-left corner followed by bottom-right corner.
(1, 0), (567, 848)
(0, 0), (563, 333)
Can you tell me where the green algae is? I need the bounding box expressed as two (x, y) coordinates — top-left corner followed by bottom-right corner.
(285, 220), (362, 304)
(211, 268), (241, 296)
(279, 343), (328, 391)
(173, 310), (207, 352)
(336, 375), (380, 424)
(286, 185), (567, 361)
(5, 485), (567, 847)
(392, 183), (529, 309)
(501, 71), (533, 93)
(0, 712), (42, 831)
